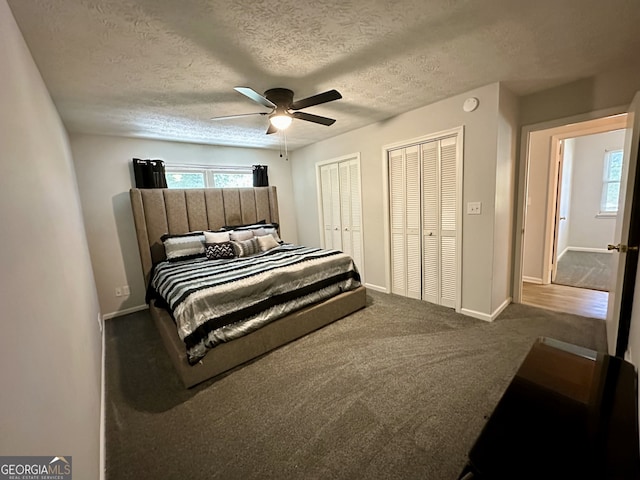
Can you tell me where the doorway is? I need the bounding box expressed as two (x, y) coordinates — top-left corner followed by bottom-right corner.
(519, 114), (629, 319)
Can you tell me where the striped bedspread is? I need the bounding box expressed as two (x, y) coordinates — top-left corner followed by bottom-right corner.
(149, 244), (361, 364)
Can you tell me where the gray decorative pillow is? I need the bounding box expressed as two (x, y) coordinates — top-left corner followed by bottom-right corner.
(205, 242), (235, 260)
(232, 237), (260, 257)
(161, 232), (205, 261)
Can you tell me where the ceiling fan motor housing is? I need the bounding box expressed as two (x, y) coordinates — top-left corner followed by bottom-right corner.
(264, 88), (294, 110)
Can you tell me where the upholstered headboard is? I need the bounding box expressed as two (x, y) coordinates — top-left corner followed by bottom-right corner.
(130, 187), (279, 284)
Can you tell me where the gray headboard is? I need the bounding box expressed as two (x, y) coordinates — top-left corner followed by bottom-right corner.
(130, 187), (279, 284)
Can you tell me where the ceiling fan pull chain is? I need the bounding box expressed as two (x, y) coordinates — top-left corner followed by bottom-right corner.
(284, 130), (289, 161)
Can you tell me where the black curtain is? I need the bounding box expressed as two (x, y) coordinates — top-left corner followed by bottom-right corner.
(252, 165), (269, 187)
(133, 158), (168, 188)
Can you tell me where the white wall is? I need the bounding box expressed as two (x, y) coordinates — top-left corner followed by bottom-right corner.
(522, 129), (552, 283)
(567, 129), (625, 250)
(292, 82), (514, 318)
(0, 2), (102, 478)
(492, 85), (519, 312)
(70, 134), (297, 317)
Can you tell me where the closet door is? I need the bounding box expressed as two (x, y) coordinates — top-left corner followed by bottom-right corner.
(390, 146), (421, 299)
(439, 137), (458, 308)
(389, 133), (460, 308)
(339, 160), (363, 270)
(317, 157), (364, 273)
(320, 163), (343, 250)
(422, 141), (439, 304)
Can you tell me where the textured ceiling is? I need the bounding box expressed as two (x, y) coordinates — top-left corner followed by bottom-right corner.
(7, 0), (640, 150)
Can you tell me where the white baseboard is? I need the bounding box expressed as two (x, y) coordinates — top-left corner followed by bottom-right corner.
(364, 283), (388, 293)
(492, 297), (512, 320)
(522, 276), (543, 284)
(460, 308), (492, 322)
(558, 247), (569, 260)
(461, 297), (512, 323)
(566, 246), (611, 254)
(99, 324), (105, 480)
(102, 304), (148, 320)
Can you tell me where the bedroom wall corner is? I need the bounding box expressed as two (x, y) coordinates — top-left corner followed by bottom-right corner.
(69, 134), (297, 317)
(0, 1), (102, 478)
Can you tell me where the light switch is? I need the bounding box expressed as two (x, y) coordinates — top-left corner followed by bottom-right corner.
(467, 201), (482, 215)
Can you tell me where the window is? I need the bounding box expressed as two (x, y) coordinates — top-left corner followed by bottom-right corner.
(165, 165), (253, 189)
(600, 149), (623, 215)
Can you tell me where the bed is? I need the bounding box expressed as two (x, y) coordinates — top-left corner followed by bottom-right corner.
(130, 186), (366, 387)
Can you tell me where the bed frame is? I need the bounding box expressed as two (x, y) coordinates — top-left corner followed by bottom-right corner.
(129, 187), (366, 388)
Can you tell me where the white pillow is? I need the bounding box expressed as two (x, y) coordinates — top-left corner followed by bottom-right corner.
(204, 231), (230, 243)
(229, 230), (254, 241)
(256, 234), (279, 252)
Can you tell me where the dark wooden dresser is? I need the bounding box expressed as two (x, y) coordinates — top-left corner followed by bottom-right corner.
(459, 337), (640, 479)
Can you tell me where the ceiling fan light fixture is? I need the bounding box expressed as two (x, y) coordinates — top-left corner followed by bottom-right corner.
(269, 113), (292, 130)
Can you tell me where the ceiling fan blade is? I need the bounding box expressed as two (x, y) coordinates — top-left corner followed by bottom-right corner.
(290, 89), (342, 110)
(292, 111), (336, 126)
(266, 123), (278, 135)
(234, 87), (276, 109)
(210, 112), (268, 121)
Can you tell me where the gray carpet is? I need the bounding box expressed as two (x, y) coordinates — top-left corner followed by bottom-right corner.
(105, 291), (607, 480)
(554, 250), (612, 291)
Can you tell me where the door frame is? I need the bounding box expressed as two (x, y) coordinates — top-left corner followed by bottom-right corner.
(513, 106), (629, 302)
(381, 125), (464, 311)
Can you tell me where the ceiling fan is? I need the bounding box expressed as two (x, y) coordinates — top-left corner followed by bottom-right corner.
(211, 87), (342, 134)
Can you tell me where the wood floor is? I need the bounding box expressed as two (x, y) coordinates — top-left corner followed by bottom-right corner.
(521, 282), (608, 320)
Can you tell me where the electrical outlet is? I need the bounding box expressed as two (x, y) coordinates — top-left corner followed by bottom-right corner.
(467, 201), (482, 215)
(122, 285), (130, 296)
(115, 287), (122, 297)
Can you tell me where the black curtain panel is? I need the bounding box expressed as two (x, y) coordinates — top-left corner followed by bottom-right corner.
(133, 158), (168, 188)
(252, 165), (269, 187)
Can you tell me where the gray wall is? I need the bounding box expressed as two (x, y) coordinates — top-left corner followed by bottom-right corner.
(493, 85), (519, 312)
(70, 134), (297, 317)
(567, 129), (625, 250)
(0, 1), (102, 478)
(292, 82), (516, 319)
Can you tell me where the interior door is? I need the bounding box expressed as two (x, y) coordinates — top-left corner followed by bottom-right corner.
(606, 92), (640, 355)
(551, 140), (569, 282)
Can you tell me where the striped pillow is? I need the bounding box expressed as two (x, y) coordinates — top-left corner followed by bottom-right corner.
(161, 232), (205, 261)
(232, 237), (260, 257)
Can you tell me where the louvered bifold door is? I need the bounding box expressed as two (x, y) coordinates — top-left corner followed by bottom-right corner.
(347, 160), (363, 271)
(329, 163), (342, 250)
(339, 161), (353, 258)
(390, 149), (407, 296)
(389, 147), (421, 299)
(320, 165), (334, 249)
(439, 136), (458, 308)
(421, 141), (439, 304)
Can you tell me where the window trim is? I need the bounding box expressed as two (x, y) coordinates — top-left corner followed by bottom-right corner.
(599, 148), (623, 216)
(165, 164), (253, 189)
